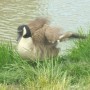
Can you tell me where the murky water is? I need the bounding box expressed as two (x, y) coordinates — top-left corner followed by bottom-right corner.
(0, 0), (90, 54)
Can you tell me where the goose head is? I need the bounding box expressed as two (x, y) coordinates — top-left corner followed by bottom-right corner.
(17, 25), (32, 42)
(17, 25), (36, 60)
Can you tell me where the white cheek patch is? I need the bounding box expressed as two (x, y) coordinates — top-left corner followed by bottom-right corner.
(23, 27), (27, 36)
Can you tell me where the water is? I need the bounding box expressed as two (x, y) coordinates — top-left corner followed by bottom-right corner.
(0, 0), (90, 54)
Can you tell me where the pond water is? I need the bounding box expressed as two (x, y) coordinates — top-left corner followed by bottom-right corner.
(0, 0), (90, 54)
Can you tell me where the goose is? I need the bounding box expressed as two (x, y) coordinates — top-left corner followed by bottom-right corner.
(17, 18), (86, 60)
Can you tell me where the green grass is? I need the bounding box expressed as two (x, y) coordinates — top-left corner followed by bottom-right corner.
(0, 34), (90, 90)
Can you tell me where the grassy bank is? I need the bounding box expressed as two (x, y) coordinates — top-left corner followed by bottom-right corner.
(0, 34), (90, 90)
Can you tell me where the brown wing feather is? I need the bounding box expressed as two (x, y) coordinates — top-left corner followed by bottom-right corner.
(32, 24), (60, 58)
(32, 25), (47, 44)
(28, 17), (50, 35)
(45, 25), (63, 43)
(45, 25), (86, 42)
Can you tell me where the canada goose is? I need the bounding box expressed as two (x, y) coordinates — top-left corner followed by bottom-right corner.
(17, 24), (59, 60)
(17, 18), (86, 60)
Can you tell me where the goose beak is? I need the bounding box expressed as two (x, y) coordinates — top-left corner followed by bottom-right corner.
(16, 34), (21, 42)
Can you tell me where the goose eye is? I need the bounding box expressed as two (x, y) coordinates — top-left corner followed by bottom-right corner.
(17, 30), (23, 41)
